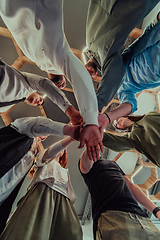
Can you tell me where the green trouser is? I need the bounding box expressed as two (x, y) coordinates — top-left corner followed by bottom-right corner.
(0, 183), (82, 240)
(86, 0), (160, 110)
(96, 210), (160, 240)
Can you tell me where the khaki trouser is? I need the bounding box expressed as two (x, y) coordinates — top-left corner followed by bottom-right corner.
(96, 210), (160, 240)
(0, 183), (82, 240)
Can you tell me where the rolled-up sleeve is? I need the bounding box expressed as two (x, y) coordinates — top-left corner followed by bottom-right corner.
(118, 71), (138, 114)
(11, 116), (65, 138)
(23, 72), (72, 112)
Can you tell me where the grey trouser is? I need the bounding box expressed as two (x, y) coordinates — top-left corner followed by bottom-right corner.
(96, 210), (160, 240)
(86, 0), (160, 110)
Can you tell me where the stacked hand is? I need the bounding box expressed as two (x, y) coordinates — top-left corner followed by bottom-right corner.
(65, 107), (104, 161)
(78, 124), (104, 162)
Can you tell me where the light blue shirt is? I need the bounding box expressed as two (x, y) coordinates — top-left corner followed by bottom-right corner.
(118, 40), (160, 114)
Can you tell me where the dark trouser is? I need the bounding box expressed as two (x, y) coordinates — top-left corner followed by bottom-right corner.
(86, 0), (160, 110)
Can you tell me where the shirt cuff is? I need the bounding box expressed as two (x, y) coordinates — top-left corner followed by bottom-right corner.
(83, 110), (99, 126)
(61, 102), (72, 112)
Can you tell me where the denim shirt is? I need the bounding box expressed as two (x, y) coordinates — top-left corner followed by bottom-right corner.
(118, 19), (160, 114)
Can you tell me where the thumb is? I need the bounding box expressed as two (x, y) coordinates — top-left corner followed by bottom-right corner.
(78, 139), (85, 149)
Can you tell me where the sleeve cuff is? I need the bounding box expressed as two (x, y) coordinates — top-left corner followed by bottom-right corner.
(82, 110), (99, 126)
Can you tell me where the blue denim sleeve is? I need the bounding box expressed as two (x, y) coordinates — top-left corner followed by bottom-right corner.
(118, 73), (138, 115)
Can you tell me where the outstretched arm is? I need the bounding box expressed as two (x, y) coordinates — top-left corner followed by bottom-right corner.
(25, 73), (83, 125)
(102, 131), (137, 153)
(124, 176), (160, 220)
(98, 103), (132, 130)
(38, 79), (83, 125)
(23, 72), (73, 113)
(65, 106), (83, 125)
(79, 147), (94, 174)
(11, 116), (81, 140)
(36, 136), (74, 166)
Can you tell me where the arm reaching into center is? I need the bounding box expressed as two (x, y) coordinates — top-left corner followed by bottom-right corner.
(78, 125), (104, 162)
(98, 103), (132, 130)
(11, 116), (81, 140)
(124, 176), (160, 221)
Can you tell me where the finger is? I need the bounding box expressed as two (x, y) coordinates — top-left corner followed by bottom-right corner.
(78, 139), (85, 149)
(79, 118), (84, 123)
(90, 145), (97, 162)
(99, 141), (104, 153)
(86, 145), (93, 161)
(80, 121), (85, 126)
(95, 144), (100, 159)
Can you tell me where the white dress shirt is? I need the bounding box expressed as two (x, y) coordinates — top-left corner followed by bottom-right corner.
(0, 59), (71, 113)
(0, 0), (99, 126)
(11, 116), (65, 138)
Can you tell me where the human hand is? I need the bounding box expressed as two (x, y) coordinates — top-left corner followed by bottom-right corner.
(70, 110), (83, 125)
(63, 124), (81, 141)
(98, 113), (110, 132)
(65, 106), (83, 125)
(78, 124), (104, 162)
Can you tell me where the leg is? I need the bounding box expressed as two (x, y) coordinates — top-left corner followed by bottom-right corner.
(0, 183), (82, 240)
(96, 210), (160, 240)
(86, 0), (160, 110)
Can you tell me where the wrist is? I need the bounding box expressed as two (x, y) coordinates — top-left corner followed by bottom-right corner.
(104, 112), (111, 123)
(63, 125), (71, 136)
(65, 105), (74, 117)
(153, 207), (160, 218)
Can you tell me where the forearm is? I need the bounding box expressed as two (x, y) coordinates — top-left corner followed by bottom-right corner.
(80, 148), (94, 174)
(65, 105), (82, 125)
(124, 176), (157, 214)
(23, 72), (72, 112)
(46, 137), (74, 159)
(39, 78), (72, 112)
(63, 52), (99, 126)
(61, 136), (75, 148)
(105, 103), (132, 123)
(11, 116), (65, 138)
(133, 185), (156, 213)
(99, 103), (132, 130)
(36, 136), (74, 165)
